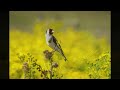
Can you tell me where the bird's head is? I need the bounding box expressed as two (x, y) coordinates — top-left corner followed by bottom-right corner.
(46, 28), (54, 35)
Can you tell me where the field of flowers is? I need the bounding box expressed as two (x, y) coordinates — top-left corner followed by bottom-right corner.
(10, 11), (111, 79)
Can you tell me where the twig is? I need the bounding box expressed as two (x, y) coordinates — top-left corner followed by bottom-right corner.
(50, 58), (53, 79)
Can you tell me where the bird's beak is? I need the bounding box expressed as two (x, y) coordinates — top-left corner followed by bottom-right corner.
(52, 30), (54, 33)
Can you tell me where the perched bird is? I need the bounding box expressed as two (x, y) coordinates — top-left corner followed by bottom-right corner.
(45, 29), (67, 61)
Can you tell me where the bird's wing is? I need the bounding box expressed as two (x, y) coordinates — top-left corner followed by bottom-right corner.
(52, 36), (58, 45)
(52, 36), (67, 61)
(52, 36), (64, 54)
(52, 36), (61, 49)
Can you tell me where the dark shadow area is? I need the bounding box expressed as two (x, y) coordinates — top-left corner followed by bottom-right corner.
(0, 11), (9, 79)
(112, 11), (120, 79)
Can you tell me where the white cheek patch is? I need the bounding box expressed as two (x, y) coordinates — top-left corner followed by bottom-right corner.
(46, 29), (49, 35)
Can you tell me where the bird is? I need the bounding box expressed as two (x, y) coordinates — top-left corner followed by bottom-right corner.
(45, 28), (67, 61)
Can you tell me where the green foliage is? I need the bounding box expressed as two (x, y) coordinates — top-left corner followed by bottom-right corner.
(16, 52), (62, 79)
(87, 52), (111, 79)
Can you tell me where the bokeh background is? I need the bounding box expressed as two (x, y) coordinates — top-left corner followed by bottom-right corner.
(10, 11), (111, 79)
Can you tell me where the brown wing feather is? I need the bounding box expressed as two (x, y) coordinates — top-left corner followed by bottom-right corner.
(52, 36), (65, 55)
(52, 36), (62, 50)
(52, 36), (58, 45)
(52, 36), (67, 61)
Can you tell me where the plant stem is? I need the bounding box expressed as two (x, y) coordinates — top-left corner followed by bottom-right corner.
(50, 58), (53, 79)
(24, 73), (26, 79)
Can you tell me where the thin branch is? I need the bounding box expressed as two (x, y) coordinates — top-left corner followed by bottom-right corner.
(50, 58), (53, 79)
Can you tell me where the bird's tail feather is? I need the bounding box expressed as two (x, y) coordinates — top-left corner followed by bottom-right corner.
(63, 55), (67, 61)
(55, 45), (67, 61)
(59, 49), (67, 61)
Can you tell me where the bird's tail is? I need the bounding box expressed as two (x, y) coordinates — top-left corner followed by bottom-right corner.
(59, 49), (67, 62)
(63, 55), (67, 61)
(55, 44), (67, 62)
